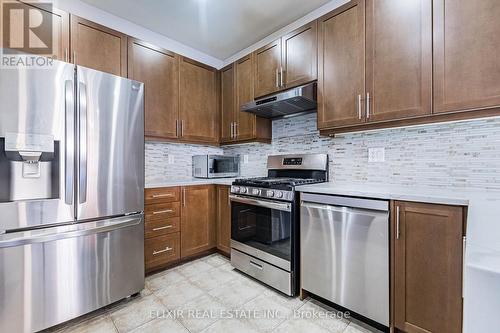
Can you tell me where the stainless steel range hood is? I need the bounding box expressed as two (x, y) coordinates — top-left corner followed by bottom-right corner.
(241, 82), (317, 119)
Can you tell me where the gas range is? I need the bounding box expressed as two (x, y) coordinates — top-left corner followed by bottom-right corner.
(230, 153), (328, 296)
(232, 177), (324, 201)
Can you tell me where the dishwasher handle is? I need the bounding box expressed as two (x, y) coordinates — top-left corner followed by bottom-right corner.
(301, 193), (389, 212)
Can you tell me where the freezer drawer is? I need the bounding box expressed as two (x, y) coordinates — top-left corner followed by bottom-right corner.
(300, 194), (389, 326)
(0, 215), (145, 333)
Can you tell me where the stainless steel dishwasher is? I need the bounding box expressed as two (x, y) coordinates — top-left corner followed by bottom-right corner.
(300, 193), (389, 326)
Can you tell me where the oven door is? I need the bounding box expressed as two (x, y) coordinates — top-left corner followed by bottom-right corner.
(230, 195), (293, 271)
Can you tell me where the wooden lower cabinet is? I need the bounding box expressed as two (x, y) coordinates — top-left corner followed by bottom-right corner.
(392, 201), (464, 333)
(145, 233), (181, 270)
(216, 185), (231, 255)
(180, 185), (216, 258)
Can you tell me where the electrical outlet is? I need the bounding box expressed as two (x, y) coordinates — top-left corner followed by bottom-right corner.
(243, 155), (249, 164)
(368, 147), (385, 163)
(168, 155), (175, 164)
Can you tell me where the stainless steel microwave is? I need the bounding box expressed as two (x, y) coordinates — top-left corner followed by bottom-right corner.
(192, 155), (240, 178)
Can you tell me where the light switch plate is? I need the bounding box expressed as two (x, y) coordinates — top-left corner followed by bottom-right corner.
(168, 155), (175, 164)
(243, 155), (249, 164)
(368, 147), (385, 163)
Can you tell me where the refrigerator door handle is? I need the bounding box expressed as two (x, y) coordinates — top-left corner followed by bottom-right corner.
(79, 82), (88, 204)
(0, 216), (142, 248)
(64, 80), (75, 205)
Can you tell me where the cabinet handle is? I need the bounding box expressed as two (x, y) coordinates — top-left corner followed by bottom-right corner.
(230, 122), (234, 139)
(228, 191), (231, 207)
(182, 188), (186, 207)
(152, 225), (173, 231)
(234, 122), (238, 138)
(276, 68), (280, 88)
(280, 67), (284, 88)
(181, 120), (184, 137)
(153, 247), (173, 255)
(64, 49), (68, 63)
(152, 193), (173, 198)
(396, 206), (401, 240)
(357, 94), (362, 120)
(152, 209), (173, 215)
(175, 119), (179, 137)
(462, 236), (466, 298)
(73, 51), (76, 64)
(366, 92), (371, 119)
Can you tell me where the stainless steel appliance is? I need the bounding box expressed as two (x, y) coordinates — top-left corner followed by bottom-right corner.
(192, 154), (240, 178)
(240, 82), (317, 119)
(230, 154), (328, 296)
(300, 193), (389, 326)
(0, 59), (145, 333)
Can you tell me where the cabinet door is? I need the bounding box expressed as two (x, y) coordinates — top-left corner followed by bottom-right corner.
(365, 0), (432, 122)
(70, 15), (127, 77)
(128, 39), (179, 140)
(216, 186), (231, 255)
(220, 64), (235, 143)
(179, 57), (218, 144)
(282, 21), (318, 89)
(317, 0), (365, 129)
(434, 0), (500, 114)
(181, 185), (216, 258)
(253, 39), (282, 98)
(393, 202), (463, 333)
(0, 1), (69, 61)
(235, 54), (256, 141)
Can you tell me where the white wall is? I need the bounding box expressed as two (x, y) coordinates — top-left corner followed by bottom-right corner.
(54, 0), (224, 68)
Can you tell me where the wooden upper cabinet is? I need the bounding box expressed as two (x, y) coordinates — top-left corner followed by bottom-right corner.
(0, 1), (69, 61)
(393, 201), (464, 333)
(220, 64), (235, 143)
(365, 0), (432, 122)
(253, 39), (282, 98)
(128, 39), (179, 140)
(433, 0), (500, 114)
(180, 185), (216, 258)
(236, 54), (260, 141)
(179, 57), (219, 144)
(216, 185), (231, 255)
(317, 0), (365, 129)
(70, 15), (127, 76)
(282, 21), (318, 89)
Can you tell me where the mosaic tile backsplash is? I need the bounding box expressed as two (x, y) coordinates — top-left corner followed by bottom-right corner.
(146, 113), (500, 190)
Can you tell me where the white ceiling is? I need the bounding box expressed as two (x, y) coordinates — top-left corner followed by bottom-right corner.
(79, 0), (333, 60)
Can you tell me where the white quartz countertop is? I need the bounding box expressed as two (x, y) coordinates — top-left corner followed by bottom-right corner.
(145, 178), (237, 188)
(296, 182), (471, 206)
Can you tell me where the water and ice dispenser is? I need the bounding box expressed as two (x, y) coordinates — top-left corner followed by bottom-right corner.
(0, 132), (60, 202)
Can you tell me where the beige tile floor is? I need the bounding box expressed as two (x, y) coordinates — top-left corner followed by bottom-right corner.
(47, 254), (383, 333)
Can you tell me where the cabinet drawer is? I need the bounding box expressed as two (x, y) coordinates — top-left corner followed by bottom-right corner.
(145, 217), (180, 238)
(145, 233), (180, 270)
(145, 202), (180, 220)
(145, 187), (180, 204)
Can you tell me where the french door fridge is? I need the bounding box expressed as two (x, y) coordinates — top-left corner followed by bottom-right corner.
(0, 60), (145, 333)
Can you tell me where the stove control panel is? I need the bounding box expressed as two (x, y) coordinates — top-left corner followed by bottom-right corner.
(231, 186), (294, 202)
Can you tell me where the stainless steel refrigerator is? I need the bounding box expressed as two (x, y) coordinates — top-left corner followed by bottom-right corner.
(0, 59), (145, 332)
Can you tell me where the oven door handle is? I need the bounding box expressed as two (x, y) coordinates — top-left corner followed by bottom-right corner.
(230, 195), (292, 212)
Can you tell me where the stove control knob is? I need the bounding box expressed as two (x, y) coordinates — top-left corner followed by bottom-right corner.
(267, 190), (275, 197)
(275, 191), (283, 198)
(252, 189), (260, 195)
(232, 186), (240, 193)
(240, 187), (247, 194)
